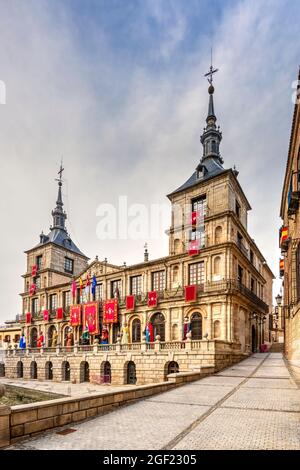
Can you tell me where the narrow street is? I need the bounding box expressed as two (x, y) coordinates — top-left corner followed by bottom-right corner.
(8, 353), (300, 450)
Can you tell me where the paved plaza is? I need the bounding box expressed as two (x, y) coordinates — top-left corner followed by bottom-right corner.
(7, 353), (300, 450)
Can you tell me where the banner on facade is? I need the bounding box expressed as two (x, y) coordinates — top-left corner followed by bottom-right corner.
(148, 291), (157, 308)
(185, 285), (197, 302)
(188, 239), (200, 256)
(43, 310), (49, 322)
(26, 313), (31, 323)
(70, 305), (81, 326)
(31, 265), (37, 277)
(126, 295), (135, 311)
(56, 307), (63, 321)
(29, 283), (36, 296)
(83, 302), (99, 334)
(103, 299), (118, 324)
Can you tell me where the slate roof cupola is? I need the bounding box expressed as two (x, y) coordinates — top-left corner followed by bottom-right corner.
(51, 163), (67, 231)
(200, 81), (223, 165)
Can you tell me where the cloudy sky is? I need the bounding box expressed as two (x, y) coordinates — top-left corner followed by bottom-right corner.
(0, 0), (299, 322)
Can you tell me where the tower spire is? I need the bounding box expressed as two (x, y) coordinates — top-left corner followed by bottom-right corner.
(200, 54), (223, 164)
(51, 162), (67, 231)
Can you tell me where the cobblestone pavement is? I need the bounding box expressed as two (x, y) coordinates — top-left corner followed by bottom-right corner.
(8, 353), (300, 450)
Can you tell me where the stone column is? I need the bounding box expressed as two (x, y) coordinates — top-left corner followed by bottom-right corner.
(222, 302), (227, 340)
(207, 304), (212, 339)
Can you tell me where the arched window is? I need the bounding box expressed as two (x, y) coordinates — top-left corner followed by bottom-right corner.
(126, 361), (137, 385)
(131, 319), (141, 343)
(211, 140), (217, 153)
(172, 324), (178, 341)
(213, 256), (221, 275)
(101, 361), (111, 384)
(45, 361), (53, 380)
(62, 361), (71, 381)
(151, 313), (165, 341)
(80, 361), (90, 383)
(191, 313), (202, 340)
(17, 361), (23, 378)
(0, 363), (5, 377)
(174, 239), (180, 254)
(30, 361), (37, 379)
(214, 320), (221, 338)
(167, 361), (179, 374)
(172, 265), (179, 284)
(30, 327), (38, 348)
(215, 226), (222, 244)
(47, 325), (57, 347)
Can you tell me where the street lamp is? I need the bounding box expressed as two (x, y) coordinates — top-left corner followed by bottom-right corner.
(275, 294), (282, 307)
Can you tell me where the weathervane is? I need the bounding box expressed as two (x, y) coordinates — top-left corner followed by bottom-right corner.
(56, 159), (64, 183)
(204, 48), (218, 85)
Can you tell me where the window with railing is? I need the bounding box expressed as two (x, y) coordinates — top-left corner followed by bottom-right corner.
(111, 279), (122, 298)
(151, 271), (166, 291)
(32, 297), (39, 314)
(188, 262), (204, 285)
(130, 275), (142, 296)
(63, 291), (71, 309)
(35, 276), (41, 289)
(49, 294), (57, 312)
(94, 283), (103, 301)
(190, 227), (206, 249)
(192, 195), (207, 215)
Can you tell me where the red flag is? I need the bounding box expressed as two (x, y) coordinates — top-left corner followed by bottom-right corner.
(149, 322), (154, 342)
(31, 265), (37, 277)
(71, 280), (77, 299)
(29, 283), (36, 296)
(70, 305), (81, 326)
(26, 313), (31, 323)
(185, 285), (197, 302)
(126, 295), (135, 311)
(148, 291), (157, 307)
(190, 211), (199, 226)
(43, 310), (49, 322)
(86, 274), (91, 287)
(103, 299), (118, 323)
(56, 307), (63, 320)
(188, 239), (200, 256)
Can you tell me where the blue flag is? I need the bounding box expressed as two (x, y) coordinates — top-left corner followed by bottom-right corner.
(91, 274), (97, 296)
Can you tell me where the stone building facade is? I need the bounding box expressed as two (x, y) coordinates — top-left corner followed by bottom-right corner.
(280, 68), (300, 361)
(1, 77), (273, 385)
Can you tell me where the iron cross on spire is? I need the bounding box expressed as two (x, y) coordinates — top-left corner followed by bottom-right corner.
(204, 48), (218, 85)
(56, 160), (64, 182)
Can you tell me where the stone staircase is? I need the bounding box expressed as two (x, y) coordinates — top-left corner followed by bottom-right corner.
(269, 342), (284, 353)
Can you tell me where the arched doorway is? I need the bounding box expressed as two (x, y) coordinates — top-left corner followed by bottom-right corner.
(30, 361), (37, 379)
(100, 361), (111, 383)
(62, 361), (71, 381)
(131, 319), (141, 343)
(0, 363), (5, 377)
(30, 327), (38, 348)
(151, 313), (165, 341)
(80, 361), (90, 383)
(126, 361), (137, 384)
(17, 361), (23, 378)
(167, 361), (179, 374)
(251, 325), (256, 353)
(45, 361), (53, 380)
(47, 325), (57, 347)
(191, 313), (202, 340)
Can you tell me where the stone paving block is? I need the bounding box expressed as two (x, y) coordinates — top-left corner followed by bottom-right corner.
(222, 387), (300, 412)
(173, 408), (300, 450)
(241, 378), (297, 389)
(148, 384), (232, 406)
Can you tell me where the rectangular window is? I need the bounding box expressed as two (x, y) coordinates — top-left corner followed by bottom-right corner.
(235, 200), (241, 218)
(64, 257), (74, 274)
(250, 249), (254, 264)
(111, 279), (122, 298)
(250, 278), (255, 293)
(238, 265), (244, 284)
(35, 276), (41, 289)
(94, 283), (103, 301)
(188, 262), (204, 285)
(152, 271), (166, 291)
(130, 275), (142, 295)
(49, 294), (57, 312)
(192, 195), (207, 215)
(32, 298), (39, 314)
(36, 255), (43, 271)
(190, 228), (206, 248)
(63, 291), (71, 309)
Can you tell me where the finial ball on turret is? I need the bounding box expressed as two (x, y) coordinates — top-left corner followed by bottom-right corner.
(208, 84), (214, 94)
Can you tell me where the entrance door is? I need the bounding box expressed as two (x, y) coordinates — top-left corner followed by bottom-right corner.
(127, 361), (137, 384)
(251, 325), (256, 353)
